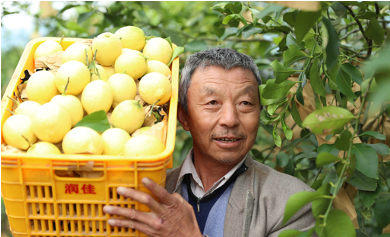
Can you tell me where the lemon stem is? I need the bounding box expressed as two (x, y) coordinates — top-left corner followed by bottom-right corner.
(21, 134), (34, 148)
(7, 95), (20, 106)
(6, 108), (15, 115)
(149, 100), (160, 116)
(59, 35), (65, 45)
(85, 48), (89, 67)
(63, 77), (70, 96)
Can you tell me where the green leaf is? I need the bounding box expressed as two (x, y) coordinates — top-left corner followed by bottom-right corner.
(365, 17), (385, 45)
(358, 131), (386, 140)
(251, 4), (285, 20)
(260, 110), (282, 125)
(167, 46), (184, 67)
(316, 152), (342, 167)
(335, 130), (352, 151)
(378, 234), (390, 237)
(75, 110), (110, 132)
(352, 143), (379, 179)
(312, 184), (331, 218)
(276, 152), (290, 168)
(184, 40), (208, 52)
(315, 209), (356, 237)
(336, 68), (357, 99)
(341, 63), (363, 85)
(283, 45), (307, 67)
(309, 58), (327, 97)
(284, 158), (295, 176)
(262, 79), (296, 100)
(283, 189), (328, 225)
(347, 169), (377, 191)
(283, 10), (298, 27)
(165, 37), (173, 49)
(286, 33), (304, 50)
(259, 84), (281, 106)
(322, 17), (340, 70)
(370, 79), (390, 114)
(295, 10), (321, 43)
(273, 122), (282, 147)
(281, 116), (293, 140)
(65, 21), (88, 34)
(290, 98), (303, 128)
(375, 197), (390, 228)
(271, 60), (296, 84)
(366, 143), (390, 156)
(57, 4), (78, 14)
(359, 182), (381, 208)
(302, 106), (355, 134)
(267, 98), (288, 116)
(242, 25), (263, 39)
(224, 2), (242, 14)
(78, 11), (94, 24)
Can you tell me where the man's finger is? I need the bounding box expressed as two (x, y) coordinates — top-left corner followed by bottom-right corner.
(103, 205), (151, 224)
(107, 218), (153, 236)
(142, 177), (177, 207)
(116, 186), (165, 215)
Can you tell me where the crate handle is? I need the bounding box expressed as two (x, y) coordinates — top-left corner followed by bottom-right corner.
(54, 170), (105, 181)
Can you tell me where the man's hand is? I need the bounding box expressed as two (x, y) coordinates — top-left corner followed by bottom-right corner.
(103, 177), (203, 237)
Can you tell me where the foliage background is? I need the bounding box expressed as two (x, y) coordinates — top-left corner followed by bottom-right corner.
(1, 1), (390, 237)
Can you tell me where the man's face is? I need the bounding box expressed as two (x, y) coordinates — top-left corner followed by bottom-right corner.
(178, 66), (261, 166)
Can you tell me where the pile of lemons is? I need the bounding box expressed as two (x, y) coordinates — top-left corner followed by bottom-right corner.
(3, 26), (176, 157)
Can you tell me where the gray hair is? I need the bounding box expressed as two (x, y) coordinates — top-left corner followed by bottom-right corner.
(179, 48), (262, 113)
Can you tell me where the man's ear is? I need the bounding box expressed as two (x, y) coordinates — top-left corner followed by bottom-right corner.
(177, 103), (190, 131)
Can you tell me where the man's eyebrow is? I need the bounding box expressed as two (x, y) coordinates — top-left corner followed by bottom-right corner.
(199, 86), (216, 95)
(240, 85), (257, 96)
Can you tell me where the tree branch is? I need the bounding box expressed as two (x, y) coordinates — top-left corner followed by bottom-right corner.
(340, 29), (361, 40)
(342, 3), (369, 42)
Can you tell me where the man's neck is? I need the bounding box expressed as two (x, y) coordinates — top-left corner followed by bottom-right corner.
(192, 152), (243, 192)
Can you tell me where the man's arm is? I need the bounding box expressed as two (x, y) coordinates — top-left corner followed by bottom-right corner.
(103, 177), (203, 237)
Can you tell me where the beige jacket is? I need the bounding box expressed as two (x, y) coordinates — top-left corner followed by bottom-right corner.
(165, 155), (315, 237)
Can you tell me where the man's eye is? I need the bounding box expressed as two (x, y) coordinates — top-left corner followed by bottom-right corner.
(240, 101), (252, 106)
(208, 100), (217, 105)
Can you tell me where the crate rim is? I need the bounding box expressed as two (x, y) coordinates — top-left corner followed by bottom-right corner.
(1, 37), (179, 163)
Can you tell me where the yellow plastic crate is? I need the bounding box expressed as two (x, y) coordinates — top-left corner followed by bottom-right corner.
(1, 37), (179, 237)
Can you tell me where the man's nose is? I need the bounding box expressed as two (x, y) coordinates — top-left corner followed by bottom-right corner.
(219, 103), (239, 128)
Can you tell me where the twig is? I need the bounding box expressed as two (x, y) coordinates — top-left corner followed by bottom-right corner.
(340, 29), (360, 40)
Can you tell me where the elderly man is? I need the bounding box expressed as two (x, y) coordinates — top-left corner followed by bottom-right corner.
(103, 48), (315, 237)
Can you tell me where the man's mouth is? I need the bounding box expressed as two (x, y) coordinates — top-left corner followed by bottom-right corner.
(215, 138), (241, 143)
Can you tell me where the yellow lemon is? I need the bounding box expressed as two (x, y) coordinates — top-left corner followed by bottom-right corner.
(34, 40), (63, 61)
(143, 37), (172, 65)
(107, 73), (137, 108)
(92, 32), (122, 66)
(62, 42), (93, 65)
(51, 94), (84, 127)
(3, 114), (37, 150)
(81, 80), (113, 114)
(139, 72), (172, 105)
(91, 64), (108, 81)
(102, 66), (116, 78)
(55, 61), (90, 96)
(27, 142), (61, 155)
(62, 127), (104, 155)
(146, 60), (172, 77)
(124, 134), (165, 156)
(101, 128), (131, 155)
(115, 26), (146, 51)
(14, 101), (41, 120)
(122, 48), (132, 54)
(26, 70), (59, 104)
(32, 102), (72, 143)
(111, 100), (144, 134)
(114, 50), (147, 80)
